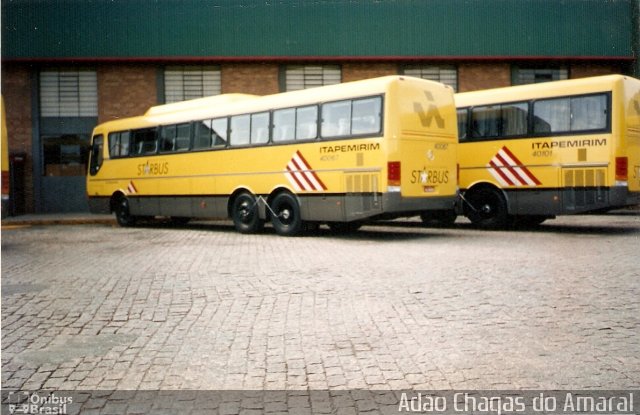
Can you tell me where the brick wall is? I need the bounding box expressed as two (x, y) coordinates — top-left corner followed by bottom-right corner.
(222, 64), (279, 95)
(341, 63), (398, 82)
(458, 63), (512, 92)
(569, 63), (625, 79)
(1, 65), (35, 213)
(98, 64), (158, 123)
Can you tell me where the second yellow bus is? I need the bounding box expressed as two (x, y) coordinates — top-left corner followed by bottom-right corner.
(451, 75), (640, 228)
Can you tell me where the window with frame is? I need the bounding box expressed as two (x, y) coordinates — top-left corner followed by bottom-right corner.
(321, 96), (382, 139)
(40, 69), (98, 117)
(193, 118), (228, 149)
(457, 109), (468, 141)
(89, 135), (104, 176)
(283, 65), (341, 91)
(402, 65), (458, 91)
(132, 128), (158, 155)
(164, 66), (221, 103)
(230, 115), (250, 146)
(273, 105), (319, 143)
(109, 131), (131, 158)
(468, 101), (528, 140)
(533, 93), (608, 134)
(160, 123), (191, 153)
(513, 68), (568, 85)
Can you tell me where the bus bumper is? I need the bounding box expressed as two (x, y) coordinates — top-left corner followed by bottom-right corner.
(381, 192), (458, 216)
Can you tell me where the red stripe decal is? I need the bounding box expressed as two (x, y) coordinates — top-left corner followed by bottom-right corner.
(500, 147), (542, 185)
(295, 151), (327, 190)
(494, 153), (525, 185)
(489, 160), (516, 186)
(286, 165), (306, 190)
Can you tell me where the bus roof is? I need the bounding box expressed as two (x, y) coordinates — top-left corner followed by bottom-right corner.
(144, 93), (258, 116)
(94, 75), (450, 133)
(455, 74), (635, 107)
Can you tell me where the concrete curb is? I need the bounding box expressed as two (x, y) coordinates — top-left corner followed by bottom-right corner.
(1, 215), (116, 227)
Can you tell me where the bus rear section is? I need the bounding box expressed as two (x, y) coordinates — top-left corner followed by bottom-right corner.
(620, 77), (640, 206)
(381, 77), (458, 221)
(455, 75), (640, 229)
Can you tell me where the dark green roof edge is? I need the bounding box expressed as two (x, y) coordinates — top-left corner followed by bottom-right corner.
(1, 0), (636, 61)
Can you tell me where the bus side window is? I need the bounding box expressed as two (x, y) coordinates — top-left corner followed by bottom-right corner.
(89, 135), (103, 175)
(251, 112), (270, 145)
(175, 123), (191, 151)
(296, 106), (318, 140)
(351, 97), (381, 135)
(471, 105), (500, 139)
(193, 120), (212, 149)
(212, 118), (228, 147)
(160, 125), (176, 152)
(501, 102), (528, 136)
(230, 115), (250, 146)
(322, 100), (351, 138)
(109, 131), (131, 158)
(273, 108), (295, 142)
(132, 128), (158, 155)
(570, 94), (607, 131)
(457, 109), (468, 141)
(533, 98), (570, 133)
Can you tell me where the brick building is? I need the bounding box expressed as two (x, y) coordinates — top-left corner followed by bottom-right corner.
(2, 0), (639, 213)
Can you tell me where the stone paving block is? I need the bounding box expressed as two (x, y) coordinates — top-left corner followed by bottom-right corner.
(0, 215), (639, 412)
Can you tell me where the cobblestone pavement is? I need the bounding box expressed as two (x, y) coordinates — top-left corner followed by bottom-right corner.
(1, 213), (639, 413)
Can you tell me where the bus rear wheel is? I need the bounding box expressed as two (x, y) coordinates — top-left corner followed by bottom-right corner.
(464, 187), (509, 229)
(114, 196), (137, 227)
(270, 192), (302, 236)
(231, 192), (264, 234)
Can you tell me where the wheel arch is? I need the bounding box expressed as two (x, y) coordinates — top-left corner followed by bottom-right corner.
(267, 186), (299, 207)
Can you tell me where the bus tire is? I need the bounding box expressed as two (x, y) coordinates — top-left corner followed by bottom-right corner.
(464, 187), (509, 229)
(270, 192), (302, 236)
(114, 196), (137, 227)
(231, 192), (264, 234)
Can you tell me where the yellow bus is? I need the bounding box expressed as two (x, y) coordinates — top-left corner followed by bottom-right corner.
(1, 96), (9, 218)
(87, 76), (458, 236)
(453, 74), (640, 228)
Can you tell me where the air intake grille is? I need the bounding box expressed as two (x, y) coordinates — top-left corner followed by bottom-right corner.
(563, 168), (607, 210)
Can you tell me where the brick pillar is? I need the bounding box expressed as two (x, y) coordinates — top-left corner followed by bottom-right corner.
(1, 64), (35, 213)
(221, 63), (279, 95)
(98, 64), (158, 123)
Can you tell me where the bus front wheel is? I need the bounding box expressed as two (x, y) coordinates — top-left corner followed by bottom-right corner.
(464, 187), (509, 229)
(114, 196), (137, 227)
(270, 192), (302, 236)
(231, 192), (264, 234)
